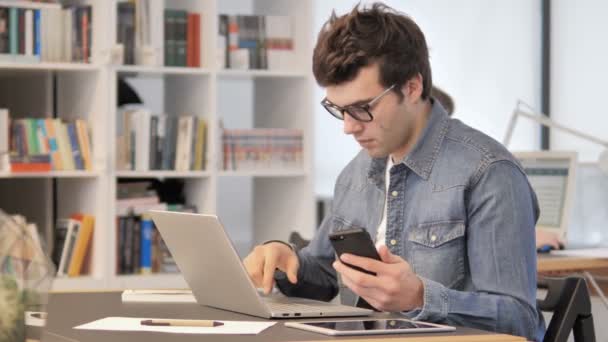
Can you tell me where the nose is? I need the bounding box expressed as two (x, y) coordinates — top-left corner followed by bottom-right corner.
(343, 112), (363, 135)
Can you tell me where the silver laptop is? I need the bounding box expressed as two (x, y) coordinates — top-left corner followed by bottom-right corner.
(149, 210), (373, 318)
(513, 151), (578, 240)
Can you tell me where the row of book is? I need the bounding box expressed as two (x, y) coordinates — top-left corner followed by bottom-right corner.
(222, 128), (303, 171)
(51, 213), (95, 277)
(116, 109), (207, 172)
(117, 1), (201, 67)
(2, 109), (93, 172)
(218, 15), (294, 70)
(0, 1), (92, 64)
(115, 180), (194, 275)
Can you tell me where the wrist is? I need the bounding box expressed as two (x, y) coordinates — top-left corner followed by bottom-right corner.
(262, 239), (296, 252)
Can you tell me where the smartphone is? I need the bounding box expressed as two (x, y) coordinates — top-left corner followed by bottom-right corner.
(328, 228), (381, 275)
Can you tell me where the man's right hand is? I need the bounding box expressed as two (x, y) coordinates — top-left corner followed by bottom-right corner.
(243, 242), (299, 295)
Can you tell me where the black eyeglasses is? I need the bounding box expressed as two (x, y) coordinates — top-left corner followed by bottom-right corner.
(321, 84), (396, 122)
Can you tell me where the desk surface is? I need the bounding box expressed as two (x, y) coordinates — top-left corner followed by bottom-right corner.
(537, 254), (608, 273)
(41, 291), (525, 342)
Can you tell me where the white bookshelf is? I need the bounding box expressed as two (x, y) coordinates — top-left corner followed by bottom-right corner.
(0, 0), (314, 291)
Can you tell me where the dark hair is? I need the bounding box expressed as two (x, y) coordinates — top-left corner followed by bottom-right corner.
(313, 2), (432, 100)
(431, 86), (454, 115)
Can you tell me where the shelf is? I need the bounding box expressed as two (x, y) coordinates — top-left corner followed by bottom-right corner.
(0, 171), (101, 179)
(216, 69), (309, 79)
(0, 62), (100, 72)
(113, 273), (188, 289)
(115, 170), (211, 179)
(219, 169), (307, 177)
(113, 65), (212, 76)
(51, 276), (104, 291)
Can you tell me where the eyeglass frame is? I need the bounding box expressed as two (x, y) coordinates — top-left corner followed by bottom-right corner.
(320, 84), (397, 122)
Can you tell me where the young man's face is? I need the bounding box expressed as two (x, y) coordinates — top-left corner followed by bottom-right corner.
(325, 63), (420, 160)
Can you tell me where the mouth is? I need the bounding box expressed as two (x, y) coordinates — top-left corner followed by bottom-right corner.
(357, 139), (374, 147)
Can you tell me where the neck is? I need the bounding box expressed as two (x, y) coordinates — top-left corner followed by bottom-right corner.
(390, 99), (432, 162)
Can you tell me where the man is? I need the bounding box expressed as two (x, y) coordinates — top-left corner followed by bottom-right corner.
(244, 3), (545, 341)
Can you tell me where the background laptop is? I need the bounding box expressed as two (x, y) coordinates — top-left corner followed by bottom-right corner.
(149, 210), (373, 318)
(513, 151), (578, 241)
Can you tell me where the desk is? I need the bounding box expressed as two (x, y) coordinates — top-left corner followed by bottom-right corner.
(537, 254), (608, 273)
(39, 291), (525, 342)
(537, 254), (608, 310)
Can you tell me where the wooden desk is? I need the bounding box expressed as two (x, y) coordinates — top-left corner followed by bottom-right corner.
(538, 254), (608, 273)
(39, 291), (525, 342)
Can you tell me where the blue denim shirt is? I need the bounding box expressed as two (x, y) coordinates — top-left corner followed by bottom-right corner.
(276, 100), (546, 341)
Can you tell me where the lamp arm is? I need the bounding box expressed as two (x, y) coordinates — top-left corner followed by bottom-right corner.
(514, 110), (608, 148)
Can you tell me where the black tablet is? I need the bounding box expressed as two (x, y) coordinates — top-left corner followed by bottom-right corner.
(284, 318), (455, 336)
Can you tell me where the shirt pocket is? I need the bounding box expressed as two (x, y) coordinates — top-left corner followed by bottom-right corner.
(407, 220), (466, 289)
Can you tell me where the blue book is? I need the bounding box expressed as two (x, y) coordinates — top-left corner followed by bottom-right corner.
(9, 7), (17, 55)
(33, 9), (40, 56)
(66, 122), (84, 170)
(140, 218), (153, 274)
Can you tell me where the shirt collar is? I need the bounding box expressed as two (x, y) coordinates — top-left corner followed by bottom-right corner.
(368, 99), (449, 184)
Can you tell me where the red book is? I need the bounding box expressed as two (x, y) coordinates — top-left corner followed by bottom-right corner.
(11, 162), (52, 172)
(186, 13), (195, 67)
(192, 13), (200, 67)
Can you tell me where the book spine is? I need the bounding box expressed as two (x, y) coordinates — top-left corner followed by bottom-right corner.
(33, 9), (39, 56)
(67, 122), (84, 170)
(9, 8), (17, 54)
(140, 215), (153, 274)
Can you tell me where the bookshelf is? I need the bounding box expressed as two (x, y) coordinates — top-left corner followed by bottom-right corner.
(0, 0), (314, 291)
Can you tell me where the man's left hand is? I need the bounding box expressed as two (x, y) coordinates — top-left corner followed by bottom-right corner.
(332, 245), (424, 312)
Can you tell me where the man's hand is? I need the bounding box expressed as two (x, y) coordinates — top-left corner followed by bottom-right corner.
(333, 245), (424, 312)
(243, 242), (299, 294)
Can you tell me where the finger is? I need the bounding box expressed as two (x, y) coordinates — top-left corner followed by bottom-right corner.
(262, 252), (278, 294)
(243, 254), (264, 287)
(284, 254), (299, 284)
(333, 259), (378, 289)
(377, 245), (402, 264)
(340, 253), (386, 273)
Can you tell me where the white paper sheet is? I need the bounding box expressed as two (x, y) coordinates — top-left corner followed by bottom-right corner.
(551, 248), (608, 258)
(74, 317), (276, 335)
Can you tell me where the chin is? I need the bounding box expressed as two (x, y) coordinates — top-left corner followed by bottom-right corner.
(364, 148), (388, 159)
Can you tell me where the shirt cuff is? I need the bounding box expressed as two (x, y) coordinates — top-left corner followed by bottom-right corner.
(402, 277), (449, 322)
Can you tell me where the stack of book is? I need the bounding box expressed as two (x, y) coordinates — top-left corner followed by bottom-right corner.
(217, 14), (294, 70)
(164, 8), (200, 67)
(51, 213), (95, 277)
(0, 1), (92, 64)
(222, 128), (303, 171)
(4, 110), (93, 172)
(116, 109), (207, 172)
(115, 181), (196, 275)
(116, 1), (201, 67)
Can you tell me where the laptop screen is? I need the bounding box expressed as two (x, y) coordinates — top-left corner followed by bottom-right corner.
(514, 152), (577, 234)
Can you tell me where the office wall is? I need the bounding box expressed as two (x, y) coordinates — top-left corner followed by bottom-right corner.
(313, 0), (542, 197)
(552, 0), (608, 246)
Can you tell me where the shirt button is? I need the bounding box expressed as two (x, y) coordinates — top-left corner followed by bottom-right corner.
(390, 239), (397, 246)
(389, 320), (396, 326)
(431, 235), (437, 242)
(391, 191), (398, 197)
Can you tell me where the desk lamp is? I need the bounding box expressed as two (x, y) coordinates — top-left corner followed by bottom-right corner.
(503, 100), (608, 174)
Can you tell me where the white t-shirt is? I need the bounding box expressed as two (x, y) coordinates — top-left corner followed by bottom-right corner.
(375, 157), (394, 248)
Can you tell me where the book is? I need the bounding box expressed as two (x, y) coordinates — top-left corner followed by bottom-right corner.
(139, 215), (153, 274)
(0, 108), (8, 171)
(67, 214), (94, 277)
(57, 218), (79, 277)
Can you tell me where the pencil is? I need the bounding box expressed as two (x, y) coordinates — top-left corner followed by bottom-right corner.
(141, 319), (224, 327)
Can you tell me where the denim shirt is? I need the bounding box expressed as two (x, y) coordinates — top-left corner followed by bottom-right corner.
(276, 100), (546, 341)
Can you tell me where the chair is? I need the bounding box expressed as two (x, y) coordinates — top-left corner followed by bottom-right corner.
(538, 276), (596, 342)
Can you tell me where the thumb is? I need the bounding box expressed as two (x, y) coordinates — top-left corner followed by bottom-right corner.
(378, 245), (401, 264)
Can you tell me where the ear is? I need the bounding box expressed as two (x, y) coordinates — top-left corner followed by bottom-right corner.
(400, 74), (424, 103)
